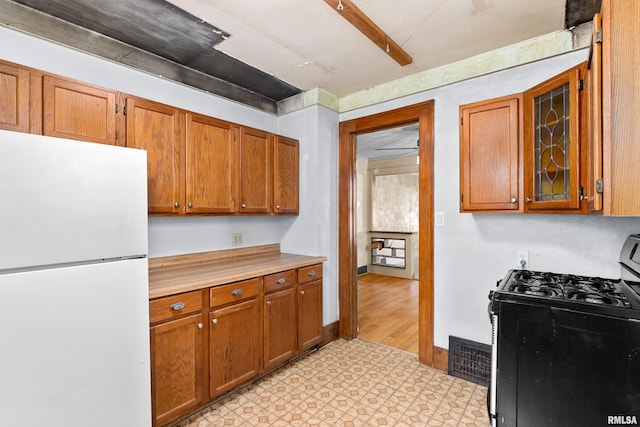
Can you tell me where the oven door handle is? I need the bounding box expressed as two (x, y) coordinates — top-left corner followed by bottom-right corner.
(489, 313), (498, 427)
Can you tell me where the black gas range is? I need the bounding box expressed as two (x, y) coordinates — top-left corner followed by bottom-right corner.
(488, 234), (640, 427)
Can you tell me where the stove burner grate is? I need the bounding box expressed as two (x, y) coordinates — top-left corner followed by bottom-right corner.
(508, 284), (562, 298)
(505, 270), (630, 307)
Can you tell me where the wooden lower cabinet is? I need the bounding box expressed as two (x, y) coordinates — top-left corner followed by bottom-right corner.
(263, 287), (296, 370)
(297, 264), (323, 351)
(150, 264), (323, 426)
(150, 312), (205, 427)
(209, 281), (261, 397)
(297, 279), (323, 351)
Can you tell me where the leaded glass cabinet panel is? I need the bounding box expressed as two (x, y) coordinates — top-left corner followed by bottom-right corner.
(524, 65), (584, 211)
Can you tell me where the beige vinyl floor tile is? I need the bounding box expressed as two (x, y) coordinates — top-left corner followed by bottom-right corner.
(171, 338), (489, 427)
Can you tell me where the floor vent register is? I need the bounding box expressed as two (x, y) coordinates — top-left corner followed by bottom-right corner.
(448, 336), (491, 387)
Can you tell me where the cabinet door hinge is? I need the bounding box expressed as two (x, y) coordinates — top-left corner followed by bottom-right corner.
(578, 79), (584, 91)
(579, 186), (584, 198)
(595, 28), (603, 44)
(115, 104), (119, 114)
(123, 105), (127, 116)
(596, 179), (604, 194)
(460, 194), (464, 203)
(115, 130), (119, 140)
(460, 117), (463, 126)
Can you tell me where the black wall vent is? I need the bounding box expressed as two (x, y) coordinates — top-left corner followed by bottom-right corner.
(448, 336), (491, 387)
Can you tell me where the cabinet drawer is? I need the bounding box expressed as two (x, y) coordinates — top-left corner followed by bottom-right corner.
(210, 278), (260, 308)
(264, 269), (296, 293)
(150, 290), (202, 324)
(298, 264), (323, 284)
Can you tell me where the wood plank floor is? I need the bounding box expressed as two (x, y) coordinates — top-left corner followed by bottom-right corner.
(357, 273), (419, 354)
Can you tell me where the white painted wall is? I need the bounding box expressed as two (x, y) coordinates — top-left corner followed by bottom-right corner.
(341, 49), (640, 348)
(5, 23), (640, 349)
(0, 26), (340, 325)
(277, 105), (340, 328)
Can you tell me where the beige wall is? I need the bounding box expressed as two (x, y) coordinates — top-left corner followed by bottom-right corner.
(356, 156), (419, 270)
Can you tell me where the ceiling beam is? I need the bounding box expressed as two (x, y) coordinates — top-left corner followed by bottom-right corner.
(324, 0), (412, 66)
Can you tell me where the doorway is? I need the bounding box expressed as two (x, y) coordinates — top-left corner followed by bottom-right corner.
(356, 125), (420, 353)
(338, 101), (435, 365)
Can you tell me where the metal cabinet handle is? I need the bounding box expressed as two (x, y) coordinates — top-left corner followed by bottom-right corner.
(174, 201), (180, 208)
(212, 318), (218, 325)
(170, 302), (185, 311)
(275, 205), (281, 209)
(241, 203), (247, 208)
(510, 197), (517, 204)
(300, 290), (305, 295)
(188, 202), (194, 208)
(308, 271), (316, 277)
(276, 278), (286, 284)
(231, 289), (243, 296)
(266, 301), (272, 306)
(525, 197), (532, 203)
(197, 323), (203, 329)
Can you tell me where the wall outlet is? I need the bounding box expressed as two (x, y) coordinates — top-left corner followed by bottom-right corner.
(517, 251), (529, 269)
(435, 211), (445, 227)
(232, 233), (243, 246)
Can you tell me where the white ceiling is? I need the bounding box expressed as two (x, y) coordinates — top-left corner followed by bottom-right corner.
(357, 124), (420, 161)
(167, 0), (566, 98)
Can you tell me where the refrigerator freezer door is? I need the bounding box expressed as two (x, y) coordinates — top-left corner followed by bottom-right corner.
(0, 130), (148, 270)
(0, 258), (151, 427)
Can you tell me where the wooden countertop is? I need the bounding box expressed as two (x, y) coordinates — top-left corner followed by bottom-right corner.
(148, 244), (327, 299)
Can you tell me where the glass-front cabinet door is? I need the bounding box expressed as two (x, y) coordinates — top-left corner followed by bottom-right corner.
(523, 64), (585, 211)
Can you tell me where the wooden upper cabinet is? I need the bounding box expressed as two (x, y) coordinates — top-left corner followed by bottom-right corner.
(126, 96), (184, 214)
(586, 12), (603, 212)
(460, 95), (521, 212)
(43, 75), (117, 145)
(601, 0), (640, 215)
(185, 114), (239, 214)
(273, 135), (299, 215)
(0, 59), (301, 217)
(239, 126), (272, 213)
(0, 62), (30, 133)
(523, 63), (585, 212)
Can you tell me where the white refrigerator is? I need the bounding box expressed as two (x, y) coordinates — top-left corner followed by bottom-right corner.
(0, 130), (152, 426)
